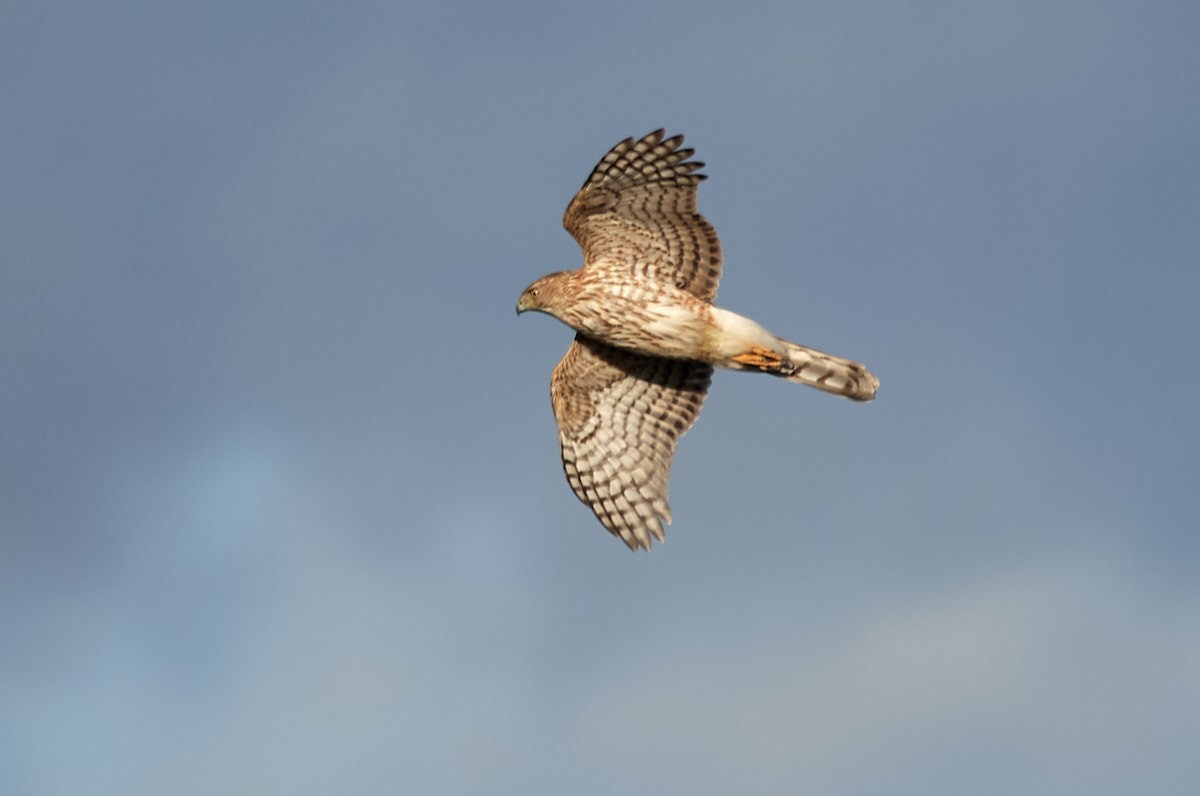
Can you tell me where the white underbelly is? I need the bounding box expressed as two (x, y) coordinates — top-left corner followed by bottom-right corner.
(708, 306), (782, 357)
(575, 296), (712, 360)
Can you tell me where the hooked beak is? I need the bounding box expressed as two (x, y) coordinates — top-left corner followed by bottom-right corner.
(515, 290), (533, 315)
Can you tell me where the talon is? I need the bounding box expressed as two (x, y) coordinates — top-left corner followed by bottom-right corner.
(730, 346), (785, 371)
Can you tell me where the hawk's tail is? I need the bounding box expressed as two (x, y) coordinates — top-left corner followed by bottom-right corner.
(780, 340), (878, 401)
(712, 308), (878, 401)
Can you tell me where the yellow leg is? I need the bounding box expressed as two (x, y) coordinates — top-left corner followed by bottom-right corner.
(729, 346), (785, 371)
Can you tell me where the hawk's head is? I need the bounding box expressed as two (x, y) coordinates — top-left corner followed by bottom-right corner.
(516, 271), (574, 316)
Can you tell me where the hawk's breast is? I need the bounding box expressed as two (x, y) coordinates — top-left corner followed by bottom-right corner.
(564, 284), (714, 362)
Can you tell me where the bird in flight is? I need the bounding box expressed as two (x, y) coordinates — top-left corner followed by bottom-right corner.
(517, 130), (878, 551)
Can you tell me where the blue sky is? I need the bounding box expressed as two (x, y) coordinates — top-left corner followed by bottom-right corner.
(3, 1), (1198, 793)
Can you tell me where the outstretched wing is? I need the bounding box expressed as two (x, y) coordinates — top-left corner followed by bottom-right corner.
(563, 129), (723, 302)
(550, 335), (711, 551)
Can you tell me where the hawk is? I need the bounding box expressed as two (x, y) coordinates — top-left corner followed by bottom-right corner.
(517, 130), (878, 551)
